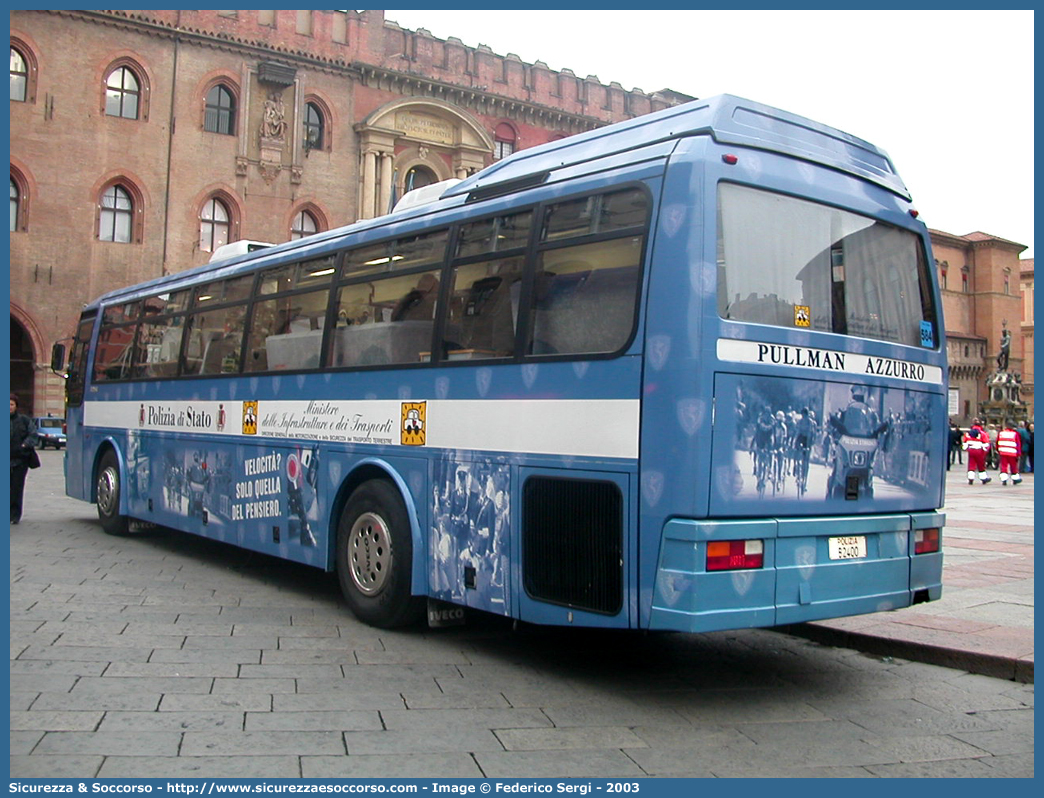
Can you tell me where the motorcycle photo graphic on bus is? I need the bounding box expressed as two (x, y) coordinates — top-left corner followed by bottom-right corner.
(158, 442), (321, 546)
(723, 375), (935, 505)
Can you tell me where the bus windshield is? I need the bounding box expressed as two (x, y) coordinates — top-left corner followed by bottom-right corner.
(717, 183), (937, 347)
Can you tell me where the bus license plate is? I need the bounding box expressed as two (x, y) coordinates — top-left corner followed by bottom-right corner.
(828, 536), (867, 560)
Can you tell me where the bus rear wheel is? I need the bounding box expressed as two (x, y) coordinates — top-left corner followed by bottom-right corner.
(336, 479), (423, 628)
(96, 450), (130, 535)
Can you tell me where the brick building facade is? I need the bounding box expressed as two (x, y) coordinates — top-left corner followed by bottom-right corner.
(930, 230), (1033, 423)
(10, 9), (687, 415)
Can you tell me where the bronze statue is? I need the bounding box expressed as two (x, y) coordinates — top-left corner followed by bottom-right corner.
(997, 325), (1011, 372)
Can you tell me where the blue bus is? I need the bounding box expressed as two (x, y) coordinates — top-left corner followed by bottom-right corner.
(53, 94), (946, 631)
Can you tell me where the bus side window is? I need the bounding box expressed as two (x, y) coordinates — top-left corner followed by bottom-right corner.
(529, 238), (642, 356)
(92, 324), (137, 381)
(445, 258), (523, 359)
(135, 317), (184, 378)
(246, 289), (329, 372)
(328, 271), (440, 368)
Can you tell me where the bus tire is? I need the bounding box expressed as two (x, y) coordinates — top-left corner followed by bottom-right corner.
(336, 479), (423, 629)
(96, 450), (130, 535)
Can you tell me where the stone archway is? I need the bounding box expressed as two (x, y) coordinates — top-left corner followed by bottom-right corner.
(354, 98), (493, 219)
(10, 315), (36, 411)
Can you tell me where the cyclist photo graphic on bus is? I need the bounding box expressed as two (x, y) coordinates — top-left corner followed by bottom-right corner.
(720, 374), (936, 507)
(431, 456), (510, 615)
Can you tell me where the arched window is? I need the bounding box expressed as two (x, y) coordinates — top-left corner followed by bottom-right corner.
(493, 122), (517, 161)
(291, 209), (318, 240)
(303, 102), (324, 151)
(10, 46), (28, 102)
(99, 184), (133, 242)
(404, 165), (437, 194)
(204, 84), (236, 135)
(10, 176), (19, 231)
(200, 197), (231, 252)
(105, 66), (141, 119)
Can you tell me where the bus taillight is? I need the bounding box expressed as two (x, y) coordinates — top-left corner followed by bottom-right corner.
(914, 528), (940, 554)
(706, 540), (764, 571)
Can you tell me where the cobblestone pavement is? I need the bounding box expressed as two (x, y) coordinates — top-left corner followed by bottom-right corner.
(10, 449), (1034, 778)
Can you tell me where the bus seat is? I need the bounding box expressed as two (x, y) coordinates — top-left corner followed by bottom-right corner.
(531, 265), (638, 354)
(457, 275), (517, 356)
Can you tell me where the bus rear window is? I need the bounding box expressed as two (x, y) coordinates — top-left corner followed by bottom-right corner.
(717, 184), (938, 347)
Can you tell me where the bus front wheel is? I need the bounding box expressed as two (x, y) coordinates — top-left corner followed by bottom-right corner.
(336, 479), (423, 629)
(96, 450), (130, 536)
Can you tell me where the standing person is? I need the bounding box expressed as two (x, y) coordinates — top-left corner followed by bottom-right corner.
(996, 420), (1023, 486)
(10, 393), (39, 524)
(985, 424), (1000, 470)
(962, 418), (991, 485)
(947, 421), (962, 471)
(1018, 421), (1031, 474)
(1026, 422), (1034, 474)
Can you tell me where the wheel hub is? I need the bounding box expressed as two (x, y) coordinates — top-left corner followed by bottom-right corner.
(348, 512), (391, 596)
(97, 466), (119, 517)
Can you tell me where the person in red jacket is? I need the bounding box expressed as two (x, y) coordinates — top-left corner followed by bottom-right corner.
(962, 419), (992, 485)
(996, 419), (1023, 485)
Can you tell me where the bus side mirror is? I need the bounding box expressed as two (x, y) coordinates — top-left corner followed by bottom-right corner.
(50, 342), (67, 375)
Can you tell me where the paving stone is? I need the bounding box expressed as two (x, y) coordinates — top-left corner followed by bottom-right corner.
(158, 694), (272, 713)
(16, 644), (153, 662)
(863, 758), (999, 777)
(277, 636), (380, 651)
(148, 647), (262, 665)
(10, 659), (108, 677)
(183, 634), (279, 650)
(302, 753), (484, 778)
(235, 623), (340, 637)
(245, 711), (382, 732)
(123, 621), (233, 636)
(474, 749), (645, 778)
(34, 731), (181, 756)
(380, 707), (552, 731)
(272, 693), (407, 713)
(10, 731), (45, 755)
(181, 731), (345, 757)
(97, 755), (301, 778)
(496, 726), (647, 752)
(98, 711), (244, 732)
(31, 692), (162, 712)
(10, 674), (78, 694)
(950, 726), (1035, 756)
(238, 663), (345, 679)
(830, 698), (1000, 736)
(261, 649), (356, 665)
(10, 711), (103, 731)
(343, 727), (503, 755)
(211, 677), (296, 694)
(295, 675), (441, 694)
(979, 753), (1035, 777)
(102, 661), (239, 678)
(401, 688), (511, 710)
(673, 692), (831, 726)
(542, 704), (690, 728)
(10, 755), (104, 778)
(10, 692), (39, 711)
(68, 675), (214, 696)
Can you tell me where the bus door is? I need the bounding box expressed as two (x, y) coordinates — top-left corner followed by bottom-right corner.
(62, 312), (98, 501)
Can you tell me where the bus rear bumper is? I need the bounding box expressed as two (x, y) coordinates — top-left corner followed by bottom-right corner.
(649, 512), (944, 633)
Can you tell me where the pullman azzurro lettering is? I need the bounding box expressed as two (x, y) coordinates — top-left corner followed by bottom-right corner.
(756, 344), (845, 371)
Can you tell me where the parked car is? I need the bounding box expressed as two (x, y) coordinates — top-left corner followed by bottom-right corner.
(34, 416), (66, 449)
